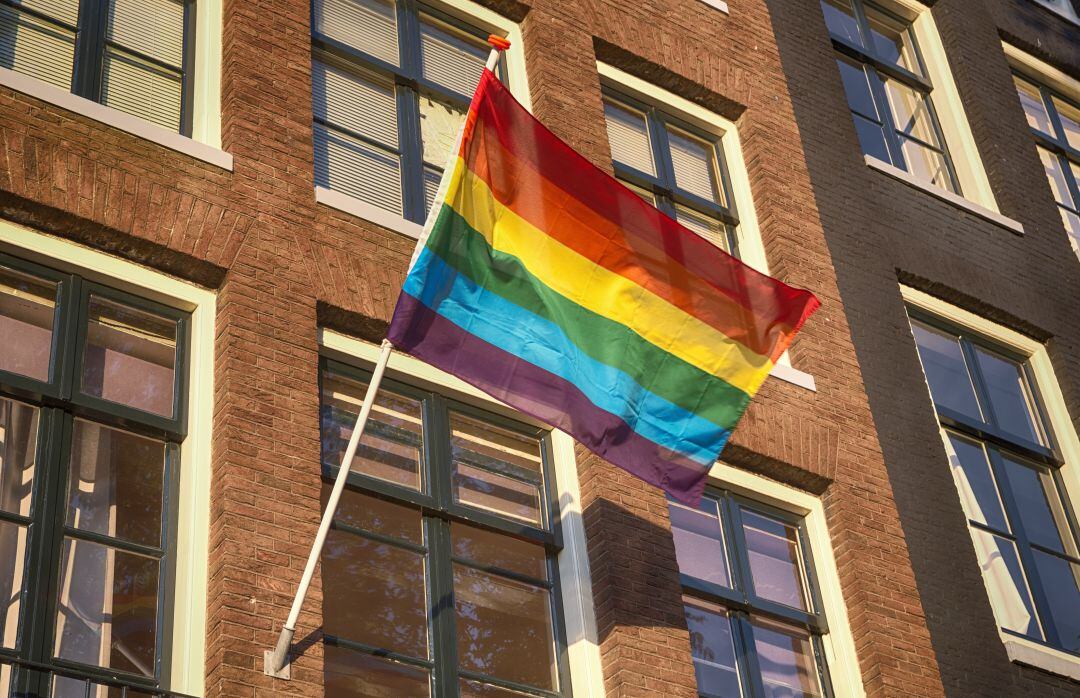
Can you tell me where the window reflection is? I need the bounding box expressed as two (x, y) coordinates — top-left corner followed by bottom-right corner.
(910, 321), (983, 420)
(670, 496), (731, 588)
(0, 265), (57, 382)
(750, 616), (824, 698)
(684, 597), (743, 698)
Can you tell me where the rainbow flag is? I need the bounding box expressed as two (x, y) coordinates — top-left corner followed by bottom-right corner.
(388, 69), (819, 504)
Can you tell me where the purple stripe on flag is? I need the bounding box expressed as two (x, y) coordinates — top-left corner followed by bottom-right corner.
(388, 291), (715, 504)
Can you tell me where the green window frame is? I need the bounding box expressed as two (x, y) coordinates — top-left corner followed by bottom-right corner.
(0, 251), (192, 696)
(909, 309), (1080, 656)
(0, 0), (197, 134)
(821, 0), (961, 194)
(318, 356), (573, 697)
(670, 488), (833, 698)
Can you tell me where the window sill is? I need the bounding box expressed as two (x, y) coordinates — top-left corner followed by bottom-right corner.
(0, 67), (232, 172)
(770, 362), (816, 392)
(315, 186), (423, 239)
(1002, 635), (1080, 681)
(698, 0), (729, 12)
(864, 155), (1023, 236)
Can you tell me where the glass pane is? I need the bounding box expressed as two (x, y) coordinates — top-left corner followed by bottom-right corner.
(852, 113), (891, 163)
(419, 94), (466, 167)
(330, 486), (422, 544)
(969, 528), (1042, 640)
(669, 496), (731, 588)
(453, 463), (542, 527)
(312, 59), (399, 148)
(52, 679), (158, 697)
(106, 0), (184, 68)
(420, 14), (487, 98)
(1014, 77), (1053, 136)
(0, 397), (38, 518)
(66, 420), (166, 548)
(1053, 97), (1080, 151)
(683, 597), (742, 698)
(973, 347), (1045, 445)
(321, 528), (429, 657)
(423, 165), (441, 214)
(836, 55), (878, 119)
(668, 127), (722, 203)
(865, 5), (919, 74)
(909, 321), (983, 421)
(454, 563), (556, 690)
(675, 206), (731, 252)
(452, 522), (547, 581)
(53, 537), (159, 677)
(622, 180), (655, 205)
(0, 265), (57, 382)
(741, 508), (810, 611)
(605, 100), (655, 175)
(460, 679), (537, 697)
(324, 644), (430, 698)
(450, 412), (544, 526)
(0, 521), (27, 650)
(820, 0), (861, 46)
(314, 123), (403, 215)
(942, 433), (1008, 531)
(0, 5), (76, 91)
(1001, 457), (1075, 555)
(101, 49), (183, 133)
(320, 368), (424, 492)
(1031, 550), (1080, 653)
(81, 295), (178, 418)
(314, 0), (399, 67)
(749, 616), (823, 697)
(1039, 148), (1077, 209)
(887, 80), (942, 147)
(1064, 207), (1080, 254)
(899, 135), (954, 192)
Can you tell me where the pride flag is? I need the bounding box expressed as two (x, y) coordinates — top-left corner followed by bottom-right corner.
(388, 68), (819, 504)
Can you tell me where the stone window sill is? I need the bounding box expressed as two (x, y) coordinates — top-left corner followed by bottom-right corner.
(698, 0), (729, 12)
(1002, 635), (1080, 682)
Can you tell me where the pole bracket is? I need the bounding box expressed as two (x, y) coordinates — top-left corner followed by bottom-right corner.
(263, 650), (292, 680)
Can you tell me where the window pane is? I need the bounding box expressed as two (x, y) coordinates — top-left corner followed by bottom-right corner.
(972, 347), (1045, 445)
(836, 56), (878, 120)
(324, 644), (431, 697)
(53, 538), (159, 677)
(910, 321), (983, 421)
(0, 265), (55, 382)
(820, 0), (861, 46)
(454, 563), (556, 690)
(314, 123), (404, 214)
(322, 529), (429, 657)
(314, 0), (399, 67)
(101, 48), (183, 132)
(66, 420), (166, 548)
(8, 0), (79, 26)
(331, 486), (422, 544)
(450, 412), (544, 526)
(81, 295), (178, 418)
(0, 398), (37, 521)
(1031, 550), (1080, 653)
(453, 463), (542, 527)
(1014, 77), (1054, 136)
(749, 616), (823, 697)
(460, 679), (537, 697)
(852, 112), (891, 163)
(898, 135), (953, 192)
(423, 165), (441, 214)
(668, 127), (722, 204)
(452, 522), (548, 581)
(0, 4), (75, 91)
(622, 180), (655, 205)
(969, 528), (1042, 640)
(1052, 97), (1080, 151)
(1039, 147), (1077, 209)
(886, 80), (942, 148)
(669, 496), (731, 588)
(605, 100), (655, 176)
(683, 597), (743, 698)
(864, 6), (919, 75)
(0, 521), (27, 649)
(1001, 457), (1075, 555)
(419, 94), (465, 168)
(106, 0), (184, 69)
(741, 508), (810, 611)
(313, 59), (399, 148)
(942, 433), (1008, 531)
(320, 369), (424, 492)
(420, 14), (487, 98)
(1063, 207), (1080, 254)
(675, 206), (731, 252)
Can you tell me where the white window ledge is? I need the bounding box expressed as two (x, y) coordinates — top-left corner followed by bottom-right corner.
(770, 362), (816, 392)
(315, 186), (423, 239)
(0, 67), (232, 171)
(864, 155), (1023, 236)
(1002, 635), (1080, 682)
(698, 0), (729, 12)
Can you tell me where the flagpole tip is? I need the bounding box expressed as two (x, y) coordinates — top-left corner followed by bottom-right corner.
(487, 35), (511, 51)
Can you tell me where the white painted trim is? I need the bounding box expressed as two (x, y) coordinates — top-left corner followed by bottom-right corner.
(770, 361), (817, 391)
(0, 66), (232, 171)
(706, 462), (866, 698)
(318, 329), (605, 696)
(698, 0), (729, 13)
(865, 155), (1024, 235)
(0, 221), (214, 697)
(1002, 635), (1080, 681)
(1003, 42), (1080, 110)
(315, 186), (423, 239)
(192, 0), (223, 148)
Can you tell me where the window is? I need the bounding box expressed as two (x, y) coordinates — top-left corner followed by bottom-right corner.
(311, 0), (503, 224)
(1030, 0), (1080, 22)
(1013, 73), (1080, 254)
(909, 312), (1080, 655)
(669, 489), (832, 697)
(318, 357), (572, 697)
(602, 89), (739, 253)
(822, 0), (959, 193)
(0, 252), (190, 696)
(0, 0), (194, 134)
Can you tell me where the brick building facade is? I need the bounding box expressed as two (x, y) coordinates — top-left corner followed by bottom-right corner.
(0, 0), (1076, 697)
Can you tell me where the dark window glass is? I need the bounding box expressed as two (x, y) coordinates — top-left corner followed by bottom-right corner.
(0, 265), (57, 382)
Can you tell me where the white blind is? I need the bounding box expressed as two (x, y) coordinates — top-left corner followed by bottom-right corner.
(419, 16), (486, 98)
(102, 50), (182, 131)
(315, 0), (399, 67)
(314, 123), (403, 215)
(0, 5), (75, 90)
(675, 205), (729, 252)
(313, 58), (398, 148)
(11, 0), (78, 25)
(668, 127), (721, 204)
(604, 101), (655, 176)
(423, 166), (441, 214)
(107, 0), (184, 68)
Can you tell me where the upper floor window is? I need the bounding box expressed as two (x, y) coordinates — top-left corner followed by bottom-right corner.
(0, 0), (194, 134)
(318, 357), (572, 696)
(1030, 0), (1080, 22)
(602, 89), (739, 253)
(0, 253), (190, 696)
(1013, 73), (1080, 254)
(909, 312), (1080, 656)
(312, 0), (502, 224)
(822, 0), (960, 193)
(669, 489), (832, 697)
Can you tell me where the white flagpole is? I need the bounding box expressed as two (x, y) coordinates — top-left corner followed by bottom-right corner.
(265, 36), (509, 678)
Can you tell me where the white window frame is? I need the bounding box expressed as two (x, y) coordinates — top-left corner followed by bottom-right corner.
(902, 283), (1080, 682)
(0, 220), (216, 696)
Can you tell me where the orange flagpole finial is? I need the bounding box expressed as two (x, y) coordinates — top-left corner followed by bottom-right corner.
(487, 34), (511, 51)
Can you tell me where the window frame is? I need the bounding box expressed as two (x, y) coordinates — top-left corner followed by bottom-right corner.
(318, 355), (575, 697)
(0, 251), (191, 695)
